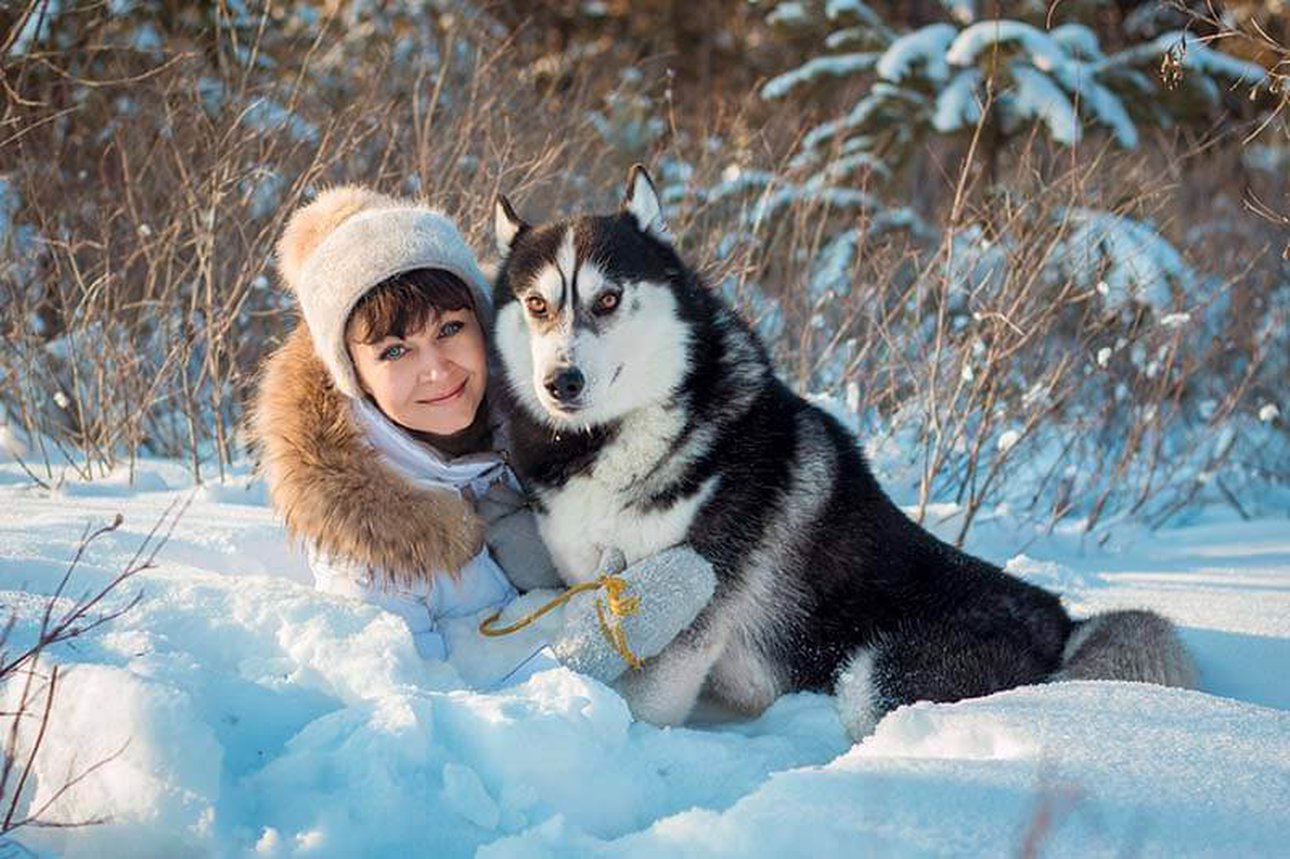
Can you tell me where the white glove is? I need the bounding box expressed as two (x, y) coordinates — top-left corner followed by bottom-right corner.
(552, 545), (717, 684)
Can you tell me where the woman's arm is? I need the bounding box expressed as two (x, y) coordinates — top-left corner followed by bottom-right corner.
(476, 481), (565, 591)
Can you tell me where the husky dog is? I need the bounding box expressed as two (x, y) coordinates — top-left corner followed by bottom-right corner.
(490, 166), (1197, 738)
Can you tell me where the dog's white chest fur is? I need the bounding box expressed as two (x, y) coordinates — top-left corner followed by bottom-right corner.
(537, 404), (716, 582)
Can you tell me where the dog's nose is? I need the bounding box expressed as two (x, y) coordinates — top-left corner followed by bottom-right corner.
(544, 367), (585, 403)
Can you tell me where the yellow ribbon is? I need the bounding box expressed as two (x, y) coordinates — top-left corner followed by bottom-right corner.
(478, 574), (644, 670)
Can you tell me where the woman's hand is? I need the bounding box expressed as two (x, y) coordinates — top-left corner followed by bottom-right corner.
(552, 545), (717, 684)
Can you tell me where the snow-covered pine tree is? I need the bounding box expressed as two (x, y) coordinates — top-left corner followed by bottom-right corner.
(760, 0), (1268, 181)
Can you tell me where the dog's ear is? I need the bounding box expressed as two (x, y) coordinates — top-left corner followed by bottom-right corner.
(623, 164), (672, 245)
(494, 195), (527, 259)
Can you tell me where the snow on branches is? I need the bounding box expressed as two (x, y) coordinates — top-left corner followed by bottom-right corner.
(760, 2), (1268, 175)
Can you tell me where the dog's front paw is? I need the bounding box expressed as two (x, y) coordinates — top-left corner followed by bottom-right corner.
(615, 663), (698, 726)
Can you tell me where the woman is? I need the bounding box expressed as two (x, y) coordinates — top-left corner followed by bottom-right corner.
(251, 186), (714, 688)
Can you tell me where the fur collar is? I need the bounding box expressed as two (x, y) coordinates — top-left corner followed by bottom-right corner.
(250, 326), (483, 586)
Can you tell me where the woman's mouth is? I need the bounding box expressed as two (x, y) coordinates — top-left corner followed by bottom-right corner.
(418, 379), (468, 405)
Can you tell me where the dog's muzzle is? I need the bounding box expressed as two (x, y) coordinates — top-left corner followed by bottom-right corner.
(544, 366), (585, 408)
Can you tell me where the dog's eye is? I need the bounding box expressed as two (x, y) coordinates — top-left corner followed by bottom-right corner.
(524, 296), (549, 318)
(593, 292), (621, 315)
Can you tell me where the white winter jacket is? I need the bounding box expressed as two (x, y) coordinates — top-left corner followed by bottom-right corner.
(308, 398), (555, 685)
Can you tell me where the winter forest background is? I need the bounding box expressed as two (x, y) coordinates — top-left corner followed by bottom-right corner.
(3, 0), (1287, 531)
(0, 1), (1288, 856)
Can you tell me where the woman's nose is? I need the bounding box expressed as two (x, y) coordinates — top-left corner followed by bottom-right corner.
(416, 346), (452, 380)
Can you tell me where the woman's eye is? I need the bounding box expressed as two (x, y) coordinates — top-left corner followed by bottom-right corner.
(439, 320), (465, 339)
(525, 295), (548, 317)
(594, 292), (621, 315)
(379, 344), (407, 361)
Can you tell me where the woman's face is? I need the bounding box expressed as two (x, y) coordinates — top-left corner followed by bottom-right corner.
(349, 308), (488, 437)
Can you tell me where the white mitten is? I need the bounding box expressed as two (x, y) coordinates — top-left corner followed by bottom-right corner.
(552, 545), (716, 684)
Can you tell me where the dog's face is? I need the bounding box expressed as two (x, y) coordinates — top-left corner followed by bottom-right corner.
(492, 168), (693, 428)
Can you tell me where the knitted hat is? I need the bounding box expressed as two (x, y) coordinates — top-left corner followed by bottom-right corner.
(276, 185), (493, 399)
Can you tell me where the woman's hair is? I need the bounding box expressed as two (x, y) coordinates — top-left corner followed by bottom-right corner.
(346, 268), (477, 344)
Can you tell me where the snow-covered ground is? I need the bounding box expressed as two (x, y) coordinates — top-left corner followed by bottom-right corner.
(1, 457), (1287, 858)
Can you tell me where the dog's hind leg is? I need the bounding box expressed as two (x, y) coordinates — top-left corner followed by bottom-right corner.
(615, 622), (727, 726)
(1055, 609), (1197, 688)
(834, 622), (1055, 741)
(834, 647), (888, 740)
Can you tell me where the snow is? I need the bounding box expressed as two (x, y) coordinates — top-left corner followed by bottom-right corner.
(8, 0), (66, 55)
(761, 53), (879, 100)
(786, 15), (1155, 164)
(241, 98), (320, 145)
(1049, 23), (1104, 62)
(1055, 208), (1194, 313)
(808, 230), (858, 298)
(800, 82), (926, 157)
(938, 0), (975, 26)
(825, 0), (871, 19)
(1065, 71), (1138, 148)
(759, 13), (1266, 235)
(1111, 31), (1268, 86)
(818, 149), (889, 183)
(1, 458), (1288, 857)
(946, 20), (1070, 74)
(0, 176), (42, 293)
(242, 167), (286, 222)
(503, 685), (1288, 858)
(876, 23), (958, 85)
(931, 67), (983, 132)
(822, 0), (895, 39)
(939, 20), (1142, 148)
(1005, 64), (1080, 145)
(764, 2), (808, 28)
(0, 175), (20, 249)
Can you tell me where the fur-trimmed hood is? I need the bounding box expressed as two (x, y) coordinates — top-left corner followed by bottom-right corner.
(251, 325), (484, 585)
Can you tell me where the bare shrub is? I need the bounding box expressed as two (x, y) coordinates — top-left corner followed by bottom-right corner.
(0, 499), (186, 850)
(0, 3), (622, 483)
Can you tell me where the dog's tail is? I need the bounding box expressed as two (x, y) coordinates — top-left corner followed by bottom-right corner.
(1054, 609), (1198, 689)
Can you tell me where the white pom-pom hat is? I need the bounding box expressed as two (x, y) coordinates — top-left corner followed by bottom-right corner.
(276, 185), (492, 399)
